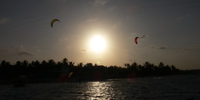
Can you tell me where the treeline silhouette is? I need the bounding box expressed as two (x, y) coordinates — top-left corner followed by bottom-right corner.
(0, 58), (181, 84)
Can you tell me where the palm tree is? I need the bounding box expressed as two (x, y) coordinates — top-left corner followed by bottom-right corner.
(69, 61), (75, 66)
(78, 62), (83, 68)
(41, 60), (47, 66)
(22, 60), (28, 67)
(159, 62), (164, 68)
(0, 60), (10, 69)
(62, 58), (68, 66)
(48, 59), (56, 66)
(16, 61), (22, 66)
(130, 62), (137, 72)
(35, 60), (40, 67)
(124, 63), (130, 69)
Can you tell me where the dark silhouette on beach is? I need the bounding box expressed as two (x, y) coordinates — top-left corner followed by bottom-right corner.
(0, 58), (198, 85)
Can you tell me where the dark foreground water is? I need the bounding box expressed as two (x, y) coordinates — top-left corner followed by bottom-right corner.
(0, 75), (200, 100)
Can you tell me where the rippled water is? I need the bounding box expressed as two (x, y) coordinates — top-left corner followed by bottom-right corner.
(0, 75), (200, 100)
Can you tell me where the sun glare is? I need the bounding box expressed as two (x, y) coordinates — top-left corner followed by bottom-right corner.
(89, 35), (106, 53)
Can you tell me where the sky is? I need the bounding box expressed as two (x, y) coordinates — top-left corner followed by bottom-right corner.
(0, 0), (200, 70)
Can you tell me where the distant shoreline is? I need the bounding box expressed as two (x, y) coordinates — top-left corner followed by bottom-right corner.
(1, 59), (199, 85)
(0, 71), (199, 85)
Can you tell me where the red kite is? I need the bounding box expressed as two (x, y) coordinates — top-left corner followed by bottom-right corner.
(135, 37), (139, 44)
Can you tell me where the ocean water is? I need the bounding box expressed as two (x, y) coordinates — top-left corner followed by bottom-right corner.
(0, 75), (200, 100)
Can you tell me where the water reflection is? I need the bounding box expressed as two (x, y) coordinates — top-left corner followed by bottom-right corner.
(84, 81), (114, 100)
(0, 75), (200, 100)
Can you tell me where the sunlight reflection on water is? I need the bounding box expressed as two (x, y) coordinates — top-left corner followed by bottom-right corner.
(85, 82), (113, 99)
(0, 75), (200, 100)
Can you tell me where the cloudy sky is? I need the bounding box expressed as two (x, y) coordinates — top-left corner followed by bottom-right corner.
(0, 0), (200, 69)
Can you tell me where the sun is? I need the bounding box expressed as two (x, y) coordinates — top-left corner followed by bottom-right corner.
(89, 35), (106, 53)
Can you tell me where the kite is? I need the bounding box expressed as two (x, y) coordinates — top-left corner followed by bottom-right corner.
(135, 37), (139, 44)
(51, 19), (60, 28)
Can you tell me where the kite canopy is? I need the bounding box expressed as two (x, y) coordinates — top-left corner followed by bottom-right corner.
(51, 19), (60, 28)
(135, 37), (139, 44)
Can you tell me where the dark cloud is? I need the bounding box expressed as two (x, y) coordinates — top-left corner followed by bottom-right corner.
(184, 49), (192, 51)
(0, 48), (9, 53)
(81, 49), (87, 52)
(159, 47), (167, 50)
(150, 46), (155, 49)
(192, 44), (200, 48)
(0, 45), (36, 56)
(0, 45), (23, 53)
(0, 17), (10, 24)
(150, 46), (167, 50)
(18, 52), (34, 56)
(93, 0), (109, 7)
(183, 44), (200, 51)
